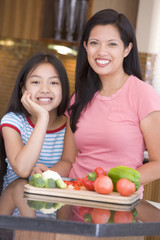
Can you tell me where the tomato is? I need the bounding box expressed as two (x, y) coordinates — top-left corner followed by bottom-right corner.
(94, 175), (113, 194)
(94, 167), (106, 177)
(91, 208), (111, 224)
(116, 178), (136, 196)
(113, 211), (133, 223)
(82, 176), (95, 191)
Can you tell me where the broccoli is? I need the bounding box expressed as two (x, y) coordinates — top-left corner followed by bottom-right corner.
(30, 173), (47, 188)
(56, 178), (67, 189)
(53, 203), (64, 210)
(29, 175), (34, 186)
(27, 200), (44, 210)
(40, 203), (64, 214)
(29, 170), (67, 189)
(27, 200), (64, 214)
(45, 178), (56, 188)
(43, 202), (55, 209)
(42, 170), (67, 189)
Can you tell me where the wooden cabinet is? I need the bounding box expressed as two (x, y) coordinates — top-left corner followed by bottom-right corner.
(0, 0), (44, 40)
(0, 0), (93, 41)
(143, 179), (160, 203)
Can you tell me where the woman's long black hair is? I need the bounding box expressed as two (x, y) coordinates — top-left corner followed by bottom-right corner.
(69, 9), (142, 133)
(0, 52), (70, 189)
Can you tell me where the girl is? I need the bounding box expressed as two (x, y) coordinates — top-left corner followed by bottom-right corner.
(32, 9), (160, 196)
(0, 52), (70, 189)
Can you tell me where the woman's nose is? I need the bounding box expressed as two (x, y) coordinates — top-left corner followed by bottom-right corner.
(98, 44), (108, 55)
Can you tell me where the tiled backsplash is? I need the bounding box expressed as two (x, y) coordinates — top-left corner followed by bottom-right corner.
(0, 38), (157, 118)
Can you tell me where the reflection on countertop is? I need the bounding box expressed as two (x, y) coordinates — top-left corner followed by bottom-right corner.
(0, 178), (160, 239)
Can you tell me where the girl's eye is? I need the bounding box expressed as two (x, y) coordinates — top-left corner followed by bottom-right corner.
(50, 81), (58, 85)
(31, 80), (40, 84)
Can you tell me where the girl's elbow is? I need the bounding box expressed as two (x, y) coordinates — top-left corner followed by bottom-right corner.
(14, 166), (31, 178)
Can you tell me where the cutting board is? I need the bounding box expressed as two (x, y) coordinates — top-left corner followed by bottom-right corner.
(24, 184), (140, 205)
(24, 192), (139, 211)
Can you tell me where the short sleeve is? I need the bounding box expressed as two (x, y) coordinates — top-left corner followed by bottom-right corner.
(136, 81), (160, 121)
(0, 112), (23, 135)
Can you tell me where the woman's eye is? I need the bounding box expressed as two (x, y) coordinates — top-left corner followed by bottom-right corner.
(89, 41), (98, 45)
(109, 42), (117, 46)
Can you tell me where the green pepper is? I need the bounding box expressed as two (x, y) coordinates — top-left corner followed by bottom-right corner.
(108, 166), (140, 191)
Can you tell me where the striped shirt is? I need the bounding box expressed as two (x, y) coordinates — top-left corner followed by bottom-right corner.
(0, 112), (66, 189)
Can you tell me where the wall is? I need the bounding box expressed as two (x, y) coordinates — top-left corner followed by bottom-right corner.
(92, 0), (139, 29)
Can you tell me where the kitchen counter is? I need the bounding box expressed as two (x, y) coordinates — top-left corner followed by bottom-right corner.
(0, 178), (160, 240)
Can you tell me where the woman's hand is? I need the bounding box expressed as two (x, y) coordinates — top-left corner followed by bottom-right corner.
(31, 164), (49, 175)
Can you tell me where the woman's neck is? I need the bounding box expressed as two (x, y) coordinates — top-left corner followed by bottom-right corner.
(99, 72), (129, 97)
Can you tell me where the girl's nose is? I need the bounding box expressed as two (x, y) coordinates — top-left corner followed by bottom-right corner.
(40, 83), (50, 93)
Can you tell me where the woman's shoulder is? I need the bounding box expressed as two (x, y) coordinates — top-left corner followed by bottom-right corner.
(129, 75), (159, 95)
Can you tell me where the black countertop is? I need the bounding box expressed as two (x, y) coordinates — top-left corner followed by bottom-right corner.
(0, 178), (160, 238)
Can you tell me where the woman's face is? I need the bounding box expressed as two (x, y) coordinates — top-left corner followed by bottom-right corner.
(23, 63), (62, 112)
(84, 24), (132, 79)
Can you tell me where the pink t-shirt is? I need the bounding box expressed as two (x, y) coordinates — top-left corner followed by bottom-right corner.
(67, 75), (160, 179)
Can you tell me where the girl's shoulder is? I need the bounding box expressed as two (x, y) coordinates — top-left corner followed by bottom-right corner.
(1, 112), (26, 123)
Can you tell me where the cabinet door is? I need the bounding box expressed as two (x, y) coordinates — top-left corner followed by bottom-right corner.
(0, 0), (44, 40)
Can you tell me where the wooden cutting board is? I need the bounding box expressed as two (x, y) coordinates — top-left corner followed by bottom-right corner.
(24, 192), (139, 211)
(24, 184), (140, 205)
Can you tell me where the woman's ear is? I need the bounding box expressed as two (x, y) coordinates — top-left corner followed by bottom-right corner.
(83, 41), (87, 50)
(124, 42), (133, 58)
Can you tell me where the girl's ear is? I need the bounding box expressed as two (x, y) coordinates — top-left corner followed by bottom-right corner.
(21, 85), (25, 95)
(124, 42), (133, 58)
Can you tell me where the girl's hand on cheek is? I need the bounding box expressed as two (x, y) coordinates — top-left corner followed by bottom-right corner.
(21, 91), (49, 119)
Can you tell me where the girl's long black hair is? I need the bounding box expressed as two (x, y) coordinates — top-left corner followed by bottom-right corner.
(69, 9), (142, 133)
(0, 52), (70, 189)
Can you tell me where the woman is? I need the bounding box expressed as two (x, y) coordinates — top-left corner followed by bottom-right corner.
(33, 9), (160, 194)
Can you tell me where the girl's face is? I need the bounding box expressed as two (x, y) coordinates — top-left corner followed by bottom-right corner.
(84, 24), (132, 79)
(24, 63), (62, 112)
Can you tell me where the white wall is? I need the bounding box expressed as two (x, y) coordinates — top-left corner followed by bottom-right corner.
(136, 0), (160, 54)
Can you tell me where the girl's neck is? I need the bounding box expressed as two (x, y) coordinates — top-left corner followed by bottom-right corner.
(29, 112), (66, 131)
(99, 71), (129, 97)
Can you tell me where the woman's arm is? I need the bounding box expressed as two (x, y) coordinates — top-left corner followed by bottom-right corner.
(138, 111), (160, 185)
(31, 119), (78, 177)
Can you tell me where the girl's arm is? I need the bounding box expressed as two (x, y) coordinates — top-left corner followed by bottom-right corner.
(0, 178), (36, 217)
(2, 92), (49, 178)
(138, 111), (160, 185)
(31, 119), (78, 177)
